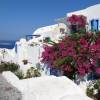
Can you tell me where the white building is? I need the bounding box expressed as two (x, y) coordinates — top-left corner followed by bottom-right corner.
(14, 38), (41, 72)
(0, 4), (99, 99)
(33, 23), (67, 41)
(57, 4), (100, 32)
(1, 4), (100, 72)
(11, 23), (67, 72)
(67, 4), (100, 31)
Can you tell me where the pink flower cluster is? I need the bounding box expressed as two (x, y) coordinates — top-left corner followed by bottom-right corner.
(41, 32), (100, 77)
(41, 15), (100, 77)
(67, 14), (87, 29)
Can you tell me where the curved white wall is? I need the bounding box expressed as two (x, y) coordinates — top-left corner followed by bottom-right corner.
(67, 4), (100, 30)
(33, 23), (67, 41)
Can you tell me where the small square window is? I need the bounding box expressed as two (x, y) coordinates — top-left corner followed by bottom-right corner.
(60, 28), (65, 34)
(70, 24), (78, 33)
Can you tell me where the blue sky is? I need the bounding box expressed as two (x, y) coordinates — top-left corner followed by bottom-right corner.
(0, 0), (100, 40)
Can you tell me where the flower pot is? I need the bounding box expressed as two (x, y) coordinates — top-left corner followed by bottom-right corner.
(22, 60), (28, 65)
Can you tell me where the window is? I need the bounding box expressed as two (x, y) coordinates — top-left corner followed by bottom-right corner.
(60, 28), (65, 34)
(91, 19), (99, 32)
(26, 35), (41, 41)
(43, 37), (51, 43)
(70, 24), (78, 33)
(15, 44), (17, 53)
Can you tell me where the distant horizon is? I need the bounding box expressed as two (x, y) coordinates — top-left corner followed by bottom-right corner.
(0, 0), (100, 41)
(0, 40), (18, 41)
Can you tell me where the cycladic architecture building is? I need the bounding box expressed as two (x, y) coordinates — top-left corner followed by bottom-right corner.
(61, 4), (100, 32)
(0, 4), (100, 71)
(33, 23), (67, 41)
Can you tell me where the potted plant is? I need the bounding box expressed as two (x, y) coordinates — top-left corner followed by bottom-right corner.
(22, 59), (28, 65)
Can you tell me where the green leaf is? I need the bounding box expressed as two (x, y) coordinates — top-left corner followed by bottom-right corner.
(54, 56), (73, 67)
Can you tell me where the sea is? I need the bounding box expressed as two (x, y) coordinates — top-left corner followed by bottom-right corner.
(0, 40), (16, 49)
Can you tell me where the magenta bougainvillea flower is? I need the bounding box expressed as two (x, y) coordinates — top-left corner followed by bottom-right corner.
(41, 32), (100, 79)
(95, 68), (100, 74)
(41, 15), (100, 79)
(67, 14), (87, 29)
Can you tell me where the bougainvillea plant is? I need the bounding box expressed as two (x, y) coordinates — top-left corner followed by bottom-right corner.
(67, 14), (87, 31)
(41, 32), (100, 79)
(41, 15), (100, 79)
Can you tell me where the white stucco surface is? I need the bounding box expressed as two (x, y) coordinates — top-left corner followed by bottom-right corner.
(33, 23), (67, 41)
(0, 71), (92, 100)
(0, 48), (16, 63)
(67, 4), (100, 21)
(0, 73), (22, 100)
(67, 4), (100, 20)
(67, 4), (100, 30)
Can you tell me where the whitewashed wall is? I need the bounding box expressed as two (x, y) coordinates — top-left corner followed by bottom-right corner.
(14, 38), (45, 73)
(0, 71), (92, 100)
(67, 4), (100, 30)
(0, 48), (17, 63)
(0, 73), (22, 100)
(33, 23), (67, 41)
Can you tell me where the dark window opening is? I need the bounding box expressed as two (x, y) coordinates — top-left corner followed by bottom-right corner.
(71, 24), (78, 33)
(60, 28), (65, 34)
(43, 37), (51, 43)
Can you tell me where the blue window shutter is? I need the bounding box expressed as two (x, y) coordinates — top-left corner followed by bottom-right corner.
(15, 44), (17, 53)
(91, 19), (99, 31)
(91, 20), (93, 30)
(97, 19), (99, 31)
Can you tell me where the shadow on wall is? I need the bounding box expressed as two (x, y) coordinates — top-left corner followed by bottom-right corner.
(0, 74), (22, 100)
